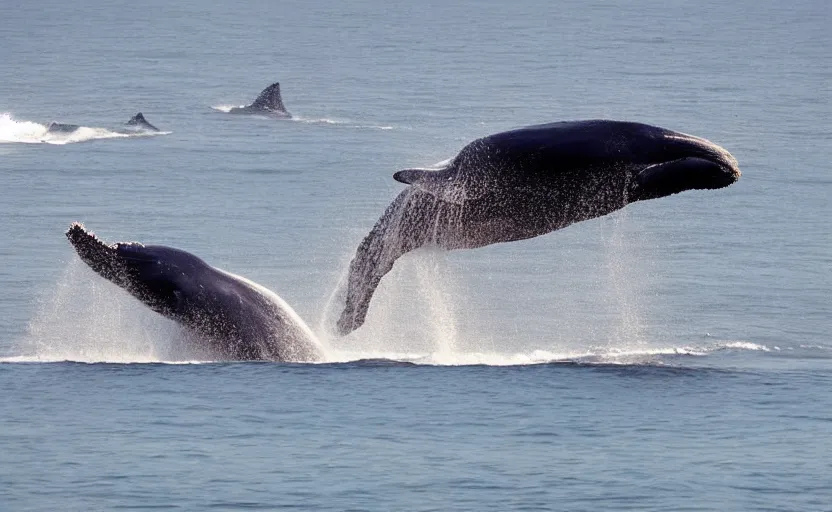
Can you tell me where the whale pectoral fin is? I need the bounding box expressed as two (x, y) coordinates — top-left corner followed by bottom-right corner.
(336, 189), (438, 335)
(393, 168), (469, 205)
(631, 157), (734, 202)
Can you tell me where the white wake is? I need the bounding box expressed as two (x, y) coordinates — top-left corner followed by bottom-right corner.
(0, 113), (168, 145)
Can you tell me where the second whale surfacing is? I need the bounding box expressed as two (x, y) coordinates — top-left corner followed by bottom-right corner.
(66, 223), (323, 362)
(336, 120), (741, 335)
(46, 113), (160, 134)
(227, 82), (292, 118)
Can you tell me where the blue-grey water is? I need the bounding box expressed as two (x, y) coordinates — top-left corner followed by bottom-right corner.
(1, 0), (830, 509)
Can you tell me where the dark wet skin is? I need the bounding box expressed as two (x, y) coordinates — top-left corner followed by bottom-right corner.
(66, 223), (321, 362)
(336, 120), (740, 335)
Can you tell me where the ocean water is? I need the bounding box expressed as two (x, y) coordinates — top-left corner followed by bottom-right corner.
(1, 0), (830, 509)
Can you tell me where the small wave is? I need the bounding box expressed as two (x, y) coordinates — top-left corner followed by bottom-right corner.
(292, 116), (394, 130)
(321, 340), (781, 367)
(210, 105), (242, 113)
(0, 113), (168, 145)
(0, 341), (780, 367)
(322, 347), (683, 367)
(721, 341), (771, 352)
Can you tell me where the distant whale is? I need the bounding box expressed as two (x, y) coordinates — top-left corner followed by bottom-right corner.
(227, 82), (292, 118)
(124, 112), (159, 132)
(336, 120), (741, 335)
(66, 223), (322, 362)
(45, 113), (160, 134)
(44, 122), (82, 134)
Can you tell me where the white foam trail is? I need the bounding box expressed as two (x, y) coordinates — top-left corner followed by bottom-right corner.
(322, 341), (774, 366)
(210, 107), (393, 129)
(0, 113), (167, 145)
(722, 341), (771, 352)
(292, 116), (394, 130)
(210, 105), (242, 113)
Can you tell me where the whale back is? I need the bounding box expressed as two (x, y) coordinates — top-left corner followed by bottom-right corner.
(393, 120), (738, 204)
(46, 122), (80, 133)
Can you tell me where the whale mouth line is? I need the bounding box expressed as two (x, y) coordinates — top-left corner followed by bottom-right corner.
(664, 134), (741, 180)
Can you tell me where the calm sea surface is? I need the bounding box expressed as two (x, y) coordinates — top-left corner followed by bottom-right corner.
(1, 0), (830, 510)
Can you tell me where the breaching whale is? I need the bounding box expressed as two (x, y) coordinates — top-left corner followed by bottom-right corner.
(66, 223), (322, 362)
(45, 113), (160, 134)
(227, 82), (292, 118)
(336, 120), (741, 335)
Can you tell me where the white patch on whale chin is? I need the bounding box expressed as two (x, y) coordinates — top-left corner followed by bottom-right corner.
(210, 105), (245, 113)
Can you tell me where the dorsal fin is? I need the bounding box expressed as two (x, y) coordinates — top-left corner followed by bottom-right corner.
(251, 82), (287, 112)
(393, 168), (434, 185)
(127, 113), (146, 125)
(393, 168), (472, 205)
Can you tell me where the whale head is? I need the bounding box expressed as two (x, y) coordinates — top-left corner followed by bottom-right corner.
(66, 223), (207, 317)
(629, 130), (740, 202)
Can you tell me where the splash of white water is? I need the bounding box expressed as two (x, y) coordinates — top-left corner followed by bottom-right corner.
(0, 113), (167, 145)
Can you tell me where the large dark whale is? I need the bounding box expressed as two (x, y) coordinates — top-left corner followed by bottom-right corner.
(336, 120), (741, 335)
(66, 223), (322, 362)
(227, 82), (292, 118)
(46, 113), (160, 134)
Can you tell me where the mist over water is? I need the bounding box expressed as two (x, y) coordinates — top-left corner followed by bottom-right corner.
(13, 241), (777, 368)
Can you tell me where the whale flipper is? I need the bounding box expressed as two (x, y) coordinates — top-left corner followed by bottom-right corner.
(125, 113), (159, 132)
(337, 190), (440, 335)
